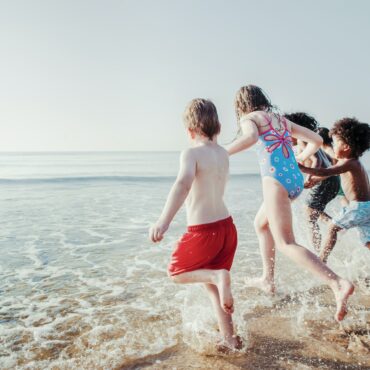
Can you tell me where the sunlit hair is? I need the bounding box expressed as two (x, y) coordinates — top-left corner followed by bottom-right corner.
(183, 98), (221, 140)
(330, 117), (370, 158)
(234, 85), (273, 121)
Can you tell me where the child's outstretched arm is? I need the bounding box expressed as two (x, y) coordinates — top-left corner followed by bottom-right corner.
(291, 122), (323, 162)
(299, 159), (356, 176)
(226, 118), (259, 155)
(149, 149), (196, 243)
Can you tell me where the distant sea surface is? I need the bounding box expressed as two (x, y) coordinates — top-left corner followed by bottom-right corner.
(0, 151), (369, 369)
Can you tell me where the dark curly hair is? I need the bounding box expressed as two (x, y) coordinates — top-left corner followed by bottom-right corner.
(284, 112), (318, 132)
(317, 127), (332, 146)
(330, 117), (370, 158)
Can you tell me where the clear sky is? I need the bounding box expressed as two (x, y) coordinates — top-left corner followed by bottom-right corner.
(0, 0), (369, 151)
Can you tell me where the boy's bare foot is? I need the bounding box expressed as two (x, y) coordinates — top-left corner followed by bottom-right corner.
(245, 277), (275, 295)
(216, 335), (243, 354)
(332, 279), (355, 321)
(215, 270), (234, 314)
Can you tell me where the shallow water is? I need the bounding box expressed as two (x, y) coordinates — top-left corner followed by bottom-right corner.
(0, 152), (369, 369)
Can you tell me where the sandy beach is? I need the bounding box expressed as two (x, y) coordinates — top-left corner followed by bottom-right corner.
(122, 284), (370, 370)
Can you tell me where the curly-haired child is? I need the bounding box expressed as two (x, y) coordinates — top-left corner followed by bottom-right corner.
(299, 118), (370, 262)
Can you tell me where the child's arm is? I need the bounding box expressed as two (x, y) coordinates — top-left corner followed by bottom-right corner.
(299, 159), (356, 176)
(149, 149), (196, 243)
(226, 118), (259, 155)
(291, 123), (323, 162)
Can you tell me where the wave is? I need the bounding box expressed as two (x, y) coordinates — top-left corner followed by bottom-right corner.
(0, 173), (261, 184)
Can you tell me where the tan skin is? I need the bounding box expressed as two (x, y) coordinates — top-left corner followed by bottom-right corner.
(228, 110), (354, 322)
(149, 129), (242, 352)
(295, 140), (335, 252)
(299, 134), (370, 260)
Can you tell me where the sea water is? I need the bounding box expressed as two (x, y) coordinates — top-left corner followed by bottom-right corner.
(0, 152), (369, 369)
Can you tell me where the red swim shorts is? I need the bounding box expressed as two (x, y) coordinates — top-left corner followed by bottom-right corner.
(168, 216), (238, 276)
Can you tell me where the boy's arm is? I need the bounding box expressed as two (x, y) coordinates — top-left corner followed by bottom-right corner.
(226, 118), (259, 155)
(290, 122), (323, 162)
(299, 159), (356, 176)
(149, 149), (196, 243)
(303, 155), (329, 188)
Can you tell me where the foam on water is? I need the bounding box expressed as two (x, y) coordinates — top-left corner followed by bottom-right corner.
(0, 153), (369, 369)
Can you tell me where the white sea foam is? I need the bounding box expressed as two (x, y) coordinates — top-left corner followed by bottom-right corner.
(0, 152), (369, 369)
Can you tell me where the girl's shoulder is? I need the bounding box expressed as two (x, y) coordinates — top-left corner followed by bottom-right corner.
(241, 111), (269, 127)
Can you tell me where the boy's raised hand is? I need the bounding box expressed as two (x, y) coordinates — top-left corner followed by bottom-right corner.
(149, 222), (169, 243)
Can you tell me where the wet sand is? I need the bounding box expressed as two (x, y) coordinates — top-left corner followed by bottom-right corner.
(121, 286), (370, 370)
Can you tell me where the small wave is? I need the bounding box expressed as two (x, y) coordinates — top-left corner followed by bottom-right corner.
(0, 173), (259, 184)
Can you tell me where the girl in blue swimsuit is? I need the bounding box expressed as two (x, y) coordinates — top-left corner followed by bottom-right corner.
(227, 85), (354, 322)
(255, 112), (304, 199)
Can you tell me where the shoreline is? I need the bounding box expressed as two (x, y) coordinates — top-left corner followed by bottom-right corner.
(121, 286), (370, 370)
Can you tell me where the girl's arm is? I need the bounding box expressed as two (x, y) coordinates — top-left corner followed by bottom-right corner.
(290, 122), (323, 163)
(149, 149), (196, 242)
(226, 118), (259, 155)
(299, 159), (356, 176)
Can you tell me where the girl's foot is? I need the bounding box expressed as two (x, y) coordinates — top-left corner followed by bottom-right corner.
(216, 335), (243, 354)
(331, 278), (355, 321)
(215, 270), (234, 314)
(245, 277), (276, 295)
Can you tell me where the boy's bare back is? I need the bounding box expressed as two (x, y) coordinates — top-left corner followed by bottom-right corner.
(185, 142), (229, 225)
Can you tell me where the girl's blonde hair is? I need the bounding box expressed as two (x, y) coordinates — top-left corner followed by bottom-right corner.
(183, 99), (221, 140)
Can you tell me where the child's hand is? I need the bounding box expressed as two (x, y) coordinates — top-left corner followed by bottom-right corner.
(304, 175), (321, 189)
(295, 154), (305, 164)
(298, 163), (308, 172)
(149, 221), (169, 243)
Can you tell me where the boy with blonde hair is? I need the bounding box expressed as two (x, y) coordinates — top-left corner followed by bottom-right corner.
(149, 98), (242, 352)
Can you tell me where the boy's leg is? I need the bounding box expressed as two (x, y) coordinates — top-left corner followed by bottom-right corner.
(171, 269), (234, 314)
(306, 206), (322, 253)
(262, 177), (354, 321)
(320, 223), (342, 263)
(203, 283), (241, 350)
(250, 203), (276, 294)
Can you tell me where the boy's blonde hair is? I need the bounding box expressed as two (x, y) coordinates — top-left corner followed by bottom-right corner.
(183, 99), (221, 140)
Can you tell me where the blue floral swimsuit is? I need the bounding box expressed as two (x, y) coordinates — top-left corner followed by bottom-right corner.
(255, 113), (304, 199)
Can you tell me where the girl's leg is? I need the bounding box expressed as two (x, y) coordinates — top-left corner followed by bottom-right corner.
(262, 177), (354, 321)
(204, 283), (242, 350)
(250, 203), (276, 293)
(171, 269), (234, 314)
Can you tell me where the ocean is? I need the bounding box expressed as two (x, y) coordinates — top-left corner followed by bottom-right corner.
(0, 151), (369, 370)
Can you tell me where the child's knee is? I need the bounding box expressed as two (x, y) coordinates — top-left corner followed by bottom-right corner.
(275, 240), (296, 251)
(254, 216), (268, 232)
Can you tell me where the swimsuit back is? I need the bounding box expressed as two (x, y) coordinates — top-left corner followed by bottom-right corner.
(255, 113), (304, 199)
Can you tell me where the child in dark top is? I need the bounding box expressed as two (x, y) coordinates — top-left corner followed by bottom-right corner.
(299, 118), (370, 262)
(316, 127), (349, 206)
(284, 113), (340, 252)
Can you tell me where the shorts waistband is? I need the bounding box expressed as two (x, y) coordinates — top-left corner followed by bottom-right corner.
(187, 216), (233, 232)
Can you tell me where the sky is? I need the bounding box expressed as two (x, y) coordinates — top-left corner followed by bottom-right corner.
(0, 0), (369, 151)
